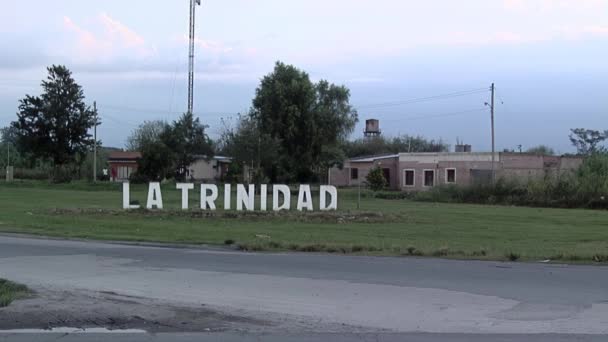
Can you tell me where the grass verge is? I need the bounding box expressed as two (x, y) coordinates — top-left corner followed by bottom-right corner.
(0, 181), (607, 263)
(0, 279), (30, 308)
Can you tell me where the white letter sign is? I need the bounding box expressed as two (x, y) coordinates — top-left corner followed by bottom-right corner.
(200, 184), (218, 210)
(273, 185), (291, 211)
(176, 183), (194, 210)
(122, 182), (140, 209)
(320, 185), (338, 211)
(296, 185), (314, 211)
(146, 182), (164, 209)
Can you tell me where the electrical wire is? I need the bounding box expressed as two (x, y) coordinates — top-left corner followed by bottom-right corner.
(355, 87), (490, 110)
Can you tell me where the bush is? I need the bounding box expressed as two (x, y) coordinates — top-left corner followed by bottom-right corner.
(366, 166), (387, 191)
(13, 168), (49, 180)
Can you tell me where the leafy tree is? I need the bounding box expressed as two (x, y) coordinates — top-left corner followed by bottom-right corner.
(569, 128), (607, 155)
(218, 114), (280, 183)
(162, 112), (214, 180)
(126, 120), (168, 152)
(127, 114), (213, 181)
(11, 65), (96, 181)
(135, 140), (175, 182)
(526, 145), (555, 155)
(366, 166), (387, 191)
(250, 61), (358, 182)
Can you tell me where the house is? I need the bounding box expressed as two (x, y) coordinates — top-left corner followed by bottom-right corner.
(187, 155), (232, 181)
(108, 151), (141, 182)
(330, 152), (583, 191)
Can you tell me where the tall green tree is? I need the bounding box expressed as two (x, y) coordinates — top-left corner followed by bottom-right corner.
(11, 65), (96, 181)
(250, 61), (358, 182)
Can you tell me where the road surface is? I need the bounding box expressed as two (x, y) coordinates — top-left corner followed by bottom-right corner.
(0, 235), (607, 341)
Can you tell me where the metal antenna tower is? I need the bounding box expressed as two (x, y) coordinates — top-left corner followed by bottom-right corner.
(188, 0), (201, 115)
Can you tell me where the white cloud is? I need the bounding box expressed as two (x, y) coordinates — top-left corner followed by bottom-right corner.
(60, 13), (156, 63)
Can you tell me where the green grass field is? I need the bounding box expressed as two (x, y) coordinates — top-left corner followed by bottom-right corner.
(0, 180), (607, 262)
(0, 279), (30, 307)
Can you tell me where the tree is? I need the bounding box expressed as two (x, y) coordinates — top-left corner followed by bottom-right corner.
(163, 112), (214, 180)
(11, 65), (96, 181)
(569, 128), (608, 155)
(343, 135), (449, 158)
(218, 114), (280, 183)
(126, 114), (213, 181)
(526, 145), (555, 155)
(250, 61), (358, 182)
(366, 166), (387, 191)
(126, 120), (168, 152)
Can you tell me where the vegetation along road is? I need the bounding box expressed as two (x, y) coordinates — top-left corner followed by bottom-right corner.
(0, 180), (607, 263)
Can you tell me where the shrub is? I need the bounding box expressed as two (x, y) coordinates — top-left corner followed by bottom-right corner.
(366, 166), (387, 192)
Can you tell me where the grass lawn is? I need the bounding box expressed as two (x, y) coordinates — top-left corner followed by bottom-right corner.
(0, 279), (30, 307)
(0, 180), (607, 263)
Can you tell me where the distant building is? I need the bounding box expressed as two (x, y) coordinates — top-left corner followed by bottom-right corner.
(108, 151), (141, 182)
(187, 155), (232, 181)
(330, 152), (583, 191)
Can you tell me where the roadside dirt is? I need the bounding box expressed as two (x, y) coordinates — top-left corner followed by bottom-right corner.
(0, 287), (370, 334)
(0, 288), (268, 333)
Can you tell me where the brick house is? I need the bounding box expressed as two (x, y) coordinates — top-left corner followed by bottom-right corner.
(108, 151), (141, 182)
(330, 152), (583, 191)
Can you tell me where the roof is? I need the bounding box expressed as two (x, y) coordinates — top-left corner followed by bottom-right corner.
(108, 151), (142, 160)
(192, 155), (233, 162)
(349, 154), (399, 163)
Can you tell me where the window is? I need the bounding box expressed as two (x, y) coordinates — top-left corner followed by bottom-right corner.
(117, 166), (133, 180)
(403, 170), (415, 187)
(446, 168), (456, 184)
(350, 168), (359, 180)
(424, 170), (435, 187)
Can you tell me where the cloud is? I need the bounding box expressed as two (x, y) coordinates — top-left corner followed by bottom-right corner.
(503, 0), (607, 12)
(61, 13), (155, 63)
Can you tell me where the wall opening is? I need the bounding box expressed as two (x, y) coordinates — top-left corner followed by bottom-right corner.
(424, 170), (435, 187)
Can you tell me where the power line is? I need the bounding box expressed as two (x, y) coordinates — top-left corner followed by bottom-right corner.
(355, 87), (490, 110)
(98, 104), (237, 116)
(381, 108), (487, 122)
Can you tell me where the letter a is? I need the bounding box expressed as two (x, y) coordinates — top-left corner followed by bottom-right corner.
(146, 182), (163, 209)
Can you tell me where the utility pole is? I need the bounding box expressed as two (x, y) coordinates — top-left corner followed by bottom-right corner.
(93, 101), (98, 183)
(490, 83), (496, 183)
(485, 83), (496, 184)
(188, 0), (202, 115)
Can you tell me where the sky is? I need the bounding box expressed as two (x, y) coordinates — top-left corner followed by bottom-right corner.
(0, 0), (607, 153)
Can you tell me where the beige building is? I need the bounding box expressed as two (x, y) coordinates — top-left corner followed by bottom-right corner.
(330, 152), (583, 191)
(187, 155), (231, 181)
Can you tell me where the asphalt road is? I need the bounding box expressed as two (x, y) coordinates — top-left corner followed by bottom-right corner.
(1, 235), (607, 341)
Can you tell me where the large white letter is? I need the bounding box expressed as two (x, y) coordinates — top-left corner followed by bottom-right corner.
(224, 184), (231, 210)
(176, 183), (194, 210)
(201, 184), (218, 210)
(296, 185), (314, 211)
(273, 185), (291, 211)
(146, 182), (163, 209)
(122, 182), (140, 209)
(237, 184), (255, 211)
(320, 185), (338, 211)
(260, 184), (268, 211)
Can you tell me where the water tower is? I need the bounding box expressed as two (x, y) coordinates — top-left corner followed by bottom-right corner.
(364, 119), (381, 138)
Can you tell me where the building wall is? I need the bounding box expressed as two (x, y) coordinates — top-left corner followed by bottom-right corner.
(109, 162), (138, 182)
(189, 159), (219, 181)
(330, 152), (583, 191)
